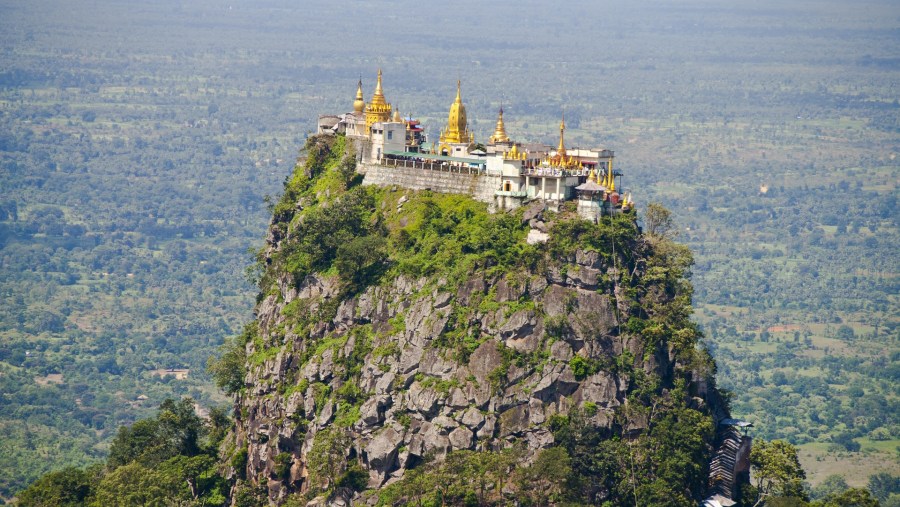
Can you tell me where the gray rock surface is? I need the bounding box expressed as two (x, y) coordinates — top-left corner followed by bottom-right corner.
(231, 219), (693, 506)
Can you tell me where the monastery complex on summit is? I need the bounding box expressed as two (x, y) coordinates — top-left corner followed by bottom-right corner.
(317, 70), (634, 219)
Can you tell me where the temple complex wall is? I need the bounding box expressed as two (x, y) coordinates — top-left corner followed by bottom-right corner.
(360, 162), (504, 207)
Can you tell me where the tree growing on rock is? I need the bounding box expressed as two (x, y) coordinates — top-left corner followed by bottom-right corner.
(748, 439), (807, 507)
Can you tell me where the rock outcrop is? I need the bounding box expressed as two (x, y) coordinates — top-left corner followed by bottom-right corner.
(222, 135), (722, 505)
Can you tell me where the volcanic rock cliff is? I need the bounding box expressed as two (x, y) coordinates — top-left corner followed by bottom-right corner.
(221, 135), (727, 506)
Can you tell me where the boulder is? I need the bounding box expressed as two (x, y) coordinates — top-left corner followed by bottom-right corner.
(468, 341), (502, 384)
(456, 276), (486, 306)
(366, 427), (403, 484)
(460, 407), (485, 431)
(499, 404), (530, 437)
(407, 382), (439, 416)
(449, 426), (474, 450)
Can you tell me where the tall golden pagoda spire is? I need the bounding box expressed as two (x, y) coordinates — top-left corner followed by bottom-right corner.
(489, 106), (510, 144)
(353, 79), (365, 113)
(438, 80), (474, 149)
(557, 112), (567, 157)
(364, 69), (392, 132)
(372, 69), (386, 106)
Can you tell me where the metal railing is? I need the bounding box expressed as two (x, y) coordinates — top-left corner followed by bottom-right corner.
(378, 157), (484, 175)
(522, 167), (589, 178)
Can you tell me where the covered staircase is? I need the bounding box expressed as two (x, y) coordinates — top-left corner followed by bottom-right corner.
(703, 419), (752, 507)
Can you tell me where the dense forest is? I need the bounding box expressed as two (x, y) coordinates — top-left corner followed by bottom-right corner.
(0, 0), (897, 500)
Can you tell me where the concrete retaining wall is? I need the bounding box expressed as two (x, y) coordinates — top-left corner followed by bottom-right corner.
(361, 163), (507, 208)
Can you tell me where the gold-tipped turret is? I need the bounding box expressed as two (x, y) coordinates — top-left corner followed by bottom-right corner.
(606, 164), (615, 192)
(438, 80), (474, 149)
(364, 69), (392, 132)
(353, 79), (365, 113)
(371, 69), (386, 106)
(557, 113), (567, 157)
(392, 109), (402, 123)
(489, 106), (510, 144)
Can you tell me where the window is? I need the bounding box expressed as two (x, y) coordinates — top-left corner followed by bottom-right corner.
(387, 130), (393, 140)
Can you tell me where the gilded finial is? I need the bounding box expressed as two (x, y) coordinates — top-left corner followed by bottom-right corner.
(353, 78), (365, 113)
(369, 69), (388, 107)
(489, 105), (510, 144)
(364, 69), (392, 132)
(557, 112), (567, 157)
(440, 79), (472, 146)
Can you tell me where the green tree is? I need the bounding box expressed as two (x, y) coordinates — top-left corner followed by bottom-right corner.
(749, 439), (808, 506)
(812, 488), (879, 507)
(90, 462), (185, 507)
(157, 398), (206, 458)
(107, 418), (164, 468)
(514, 447), (575, 506)
(644, 202), (678, 240)
(811, 475), (850, 500)
(208, 334), (248, 396)
(835, 325), (855, 341)
(868, 472), (900, 503)
(17, 466), (99, 507)
(335, 234), (387, 289)
(107, 398), (208, 468)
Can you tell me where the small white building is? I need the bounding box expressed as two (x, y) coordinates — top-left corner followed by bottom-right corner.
(369, 121), (406, 161)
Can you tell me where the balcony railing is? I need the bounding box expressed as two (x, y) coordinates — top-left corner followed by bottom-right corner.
(379, 157), (484, 175)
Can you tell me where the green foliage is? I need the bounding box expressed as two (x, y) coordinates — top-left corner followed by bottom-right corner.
(811, 475), (850, 500)
(307, 428), (351, 494)
(387, 193), (534, 285)
(16, 466), (99, 507)
(335, 378), (365, 405)
(868, 472), (900, 503)
(335, 235), (388, 290)
(643, 202), (677, 240)
(207, 326), (251, 395)
(277, 186), (383, 288)
(107, 418), (163, 469)
(547, 211), (639, 262)
(569, 355), (602, 381)
(311, 382), (331, 415)
(23, 399), (227, 506)
(487, 364), (508, 392)
(551, 399), (714, 506)
(750, 439), (808, 505)
(231, 447), (249, 480)
(514, 447), (577, 506)
(90, 462), (186, 507)
(106, 398), (208, 468)
(544, 314), (571, 339)
(377, 449), (522, 506)
(337, 463), (369, 492)
(274, 452), (293, 480)
(232, 482), (268, 507)
(811, 488), (880, 507)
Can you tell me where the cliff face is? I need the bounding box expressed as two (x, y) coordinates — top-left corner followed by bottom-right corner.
(224, 135), (722, 505)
